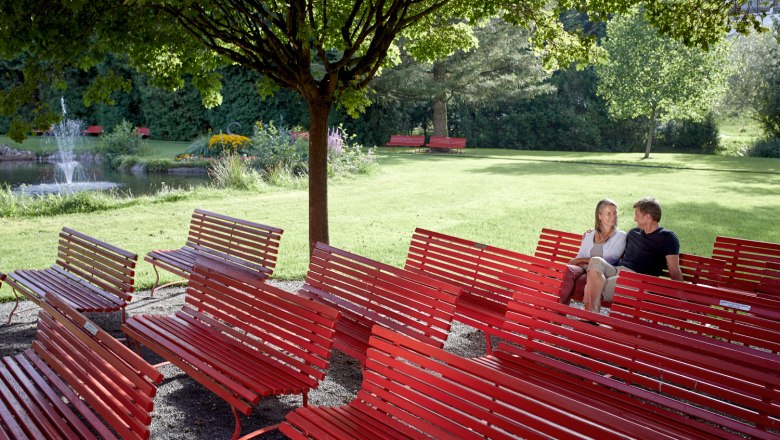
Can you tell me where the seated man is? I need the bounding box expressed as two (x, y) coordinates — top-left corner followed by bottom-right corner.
(583, 197), (682, 313)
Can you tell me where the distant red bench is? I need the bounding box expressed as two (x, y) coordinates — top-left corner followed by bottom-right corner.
(535, 228), (726, 305)
(384, 134), (425, 150)
(426, 135), (466, 152)
(83, 125), (103, 136)
(136, 127), (151, 138)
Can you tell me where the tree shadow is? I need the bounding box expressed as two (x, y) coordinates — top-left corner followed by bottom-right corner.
(663, 201), (780, 253)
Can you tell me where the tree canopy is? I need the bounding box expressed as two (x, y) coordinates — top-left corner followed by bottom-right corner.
(0, 0), (766, 248)
(596, 9), (731, 158)
(726, 18), (780, 138)
(375, 20), (552, 137)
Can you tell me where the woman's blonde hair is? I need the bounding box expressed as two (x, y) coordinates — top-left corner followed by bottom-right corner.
(595, 198), (618, 234)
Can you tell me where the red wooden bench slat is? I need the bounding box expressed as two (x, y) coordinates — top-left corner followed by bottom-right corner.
(483, 290), (780, 439)
(298, 242), (460, 364)
(610, 270), (780, 354)
(0, 294), (160, 440)
(404, 228), (566, 353)
(121, 259), (341, 437)
(144, 209), (283, 292)
(385, 135), (425, 147)
(280, 326), (670, 440)
(714, 236), (780, 295)
(1, 228), (137, 321)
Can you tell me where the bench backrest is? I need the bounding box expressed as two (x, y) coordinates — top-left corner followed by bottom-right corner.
(357, 326), (658, 440)
(386, 134), (425, 145)
(185, 262), (340, 386)
(535, 228), (725, 285)
(302, 242), (460, 349)
(56, 227), (138, 302)
(713, 236), (780, 295)
(30, 294), (162, 440)
(611, 270), (780, 354)
(406, 228), (566, 305)
(497, 291), (780, 438)
(534, 228), (582, 263)
(427, 136), (466, 147)
(186, 209), (283, 279)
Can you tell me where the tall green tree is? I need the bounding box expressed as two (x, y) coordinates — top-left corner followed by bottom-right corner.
(375, 20), (552, 138)
(726, 19), (780, 138)
(0, 1), (764, 249)
(596, 10), (731, 158)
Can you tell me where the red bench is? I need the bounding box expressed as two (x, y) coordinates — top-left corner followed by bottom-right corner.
(144, 209), (283, 295)
(426, 135), (466, 153)
(1, 294), (162, 440)
(384, 134), (425, 150)
(135, 127), (151, 138)
(83, 125), (103, 136)
(122, 260), (341, 439)
(404, 228), (567, 354)
(279, 326), (662, 439)
(297, 242), (461, 365)
(535, 228), (726, 304)
(713, 236), (780, 296)
(611, 270), (780, 354)
(478, 290), (780, 439)
(1, 227), (138, 325)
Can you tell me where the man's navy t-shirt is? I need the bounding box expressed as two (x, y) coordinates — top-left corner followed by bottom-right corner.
(618, 227), (680, 276)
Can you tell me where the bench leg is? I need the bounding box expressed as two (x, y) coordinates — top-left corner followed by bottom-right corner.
(234, 403), (281, 440)
(485, 333), (493, 356)
(149, 266), (187, 297)
(4, 289), (21, 325)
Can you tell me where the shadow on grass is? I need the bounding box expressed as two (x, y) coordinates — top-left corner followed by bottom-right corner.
(665, 202), (779, 252)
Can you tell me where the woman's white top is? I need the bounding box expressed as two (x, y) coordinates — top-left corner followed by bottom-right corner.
(575, 229), (627, 265)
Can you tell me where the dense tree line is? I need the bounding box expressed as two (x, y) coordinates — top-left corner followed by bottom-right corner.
(1, 55), (718, 153)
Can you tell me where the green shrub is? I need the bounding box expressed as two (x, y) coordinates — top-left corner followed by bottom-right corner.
(209, 154), (262, 190)
(250, 121), (309, 175)
(656, 114), (720, 154)
(184, 133), (211, 157)
(746, 137), (780, 158)
(100, 120), (141, 159)
(327, 128), (377, 176)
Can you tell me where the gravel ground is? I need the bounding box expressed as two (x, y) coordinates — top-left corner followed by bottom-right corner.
(0, 281), (490, 439)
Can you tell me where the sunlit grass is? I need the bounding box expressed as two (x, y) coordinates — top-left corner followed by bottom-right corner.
(0, 149), (778, 301)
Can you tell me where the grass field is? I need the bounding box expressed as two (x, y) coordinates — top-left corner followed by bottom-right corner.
(0, 149), (778, 301)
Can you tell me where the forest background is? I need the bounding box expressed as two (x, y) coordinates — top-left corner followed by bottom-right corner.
(2, 13), (756, 156)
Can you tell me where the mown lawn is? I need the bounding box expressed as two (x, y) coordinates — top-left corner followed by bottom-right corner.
(0, 149), (778, 301)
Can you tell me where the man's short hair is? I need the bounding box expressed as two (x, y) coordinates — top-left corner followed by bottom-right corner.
(633, 197), (662, 222)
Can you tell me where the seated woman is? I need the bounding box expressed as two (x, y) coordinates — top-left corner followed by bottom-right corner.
(560, 199), (627, 304)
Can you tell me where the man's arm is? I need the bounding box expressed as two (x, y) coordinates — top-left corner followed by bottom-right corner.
(666, 254), (683, 281)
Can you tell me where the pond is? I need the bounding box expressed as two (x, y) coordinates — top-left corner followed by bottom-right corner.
(0, 161), (211, 196)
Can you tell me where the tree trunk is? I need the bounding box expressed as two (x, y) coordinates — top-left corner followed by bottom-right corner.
(307, 99), (331, 253)
(432, 62), (448, 137)
(644, 105), (657, 159)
